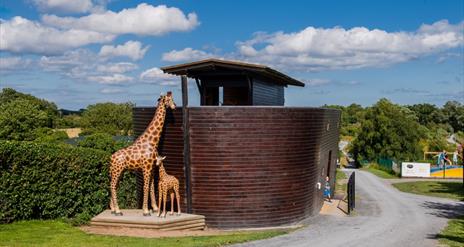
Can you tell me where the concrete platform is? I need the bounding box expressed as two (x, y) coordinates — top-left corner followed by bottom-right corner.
(319, 199), (349, 216)
(90, 210), (205, 231)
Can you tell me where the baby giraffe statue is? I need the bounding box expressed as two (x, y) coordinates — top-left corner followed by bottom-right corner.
(156, 156), (181, 217)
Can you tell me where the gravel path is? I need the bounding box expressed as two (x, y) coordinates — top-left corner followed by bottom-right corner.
(232, 169), (464, 247)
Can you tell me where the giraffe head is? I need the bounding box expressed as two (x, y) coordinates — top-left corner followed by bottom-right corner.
(157, 92), (176, 110)
(156, 156), (166, 167)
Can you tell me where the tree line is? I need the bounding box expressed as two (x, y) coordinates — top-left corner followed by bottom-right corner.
(326, 99), (464, 164)
(0, 88), (134, 151)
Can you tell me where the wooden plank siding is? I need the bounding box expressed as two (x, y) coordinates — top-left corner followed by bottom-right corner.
(252, 79), (284, 106)
(133, 106), (340, 228)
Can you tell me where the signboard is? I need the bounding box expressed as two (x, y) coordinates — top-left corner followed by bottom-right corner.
(401, 162), (430, 177)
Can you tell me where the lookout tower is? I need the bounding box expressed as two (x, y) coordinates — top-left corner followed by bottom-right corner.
(161, 58), (305, 106)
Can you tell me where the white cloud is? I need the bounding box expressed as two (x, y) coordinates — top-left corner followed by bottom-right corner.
(0, 56), (33, 72)
(162, 47), (213, 62)
(139, 67), (178, 86)
(96, 62), (138, 73)
(100, 88), (125, 94)
(39, 49), (96, 78)
(99, 41), (149, 61)
(42, 3), (199, 36)
(32, 0), (94, 14)
(236, 20), (464, 71)
(38, 49), (136, 85)
(0, 16), (114, 55)
(88, 74), (133, 84)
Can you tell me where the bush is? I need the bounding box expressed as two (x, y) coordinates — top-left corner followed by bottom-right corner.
(0, 141), (138, 224)
(55, 114), (82, 128)
(80, 102), (133, 135)
(77, 133), (131, 153)
(0, 99), (49, 141)
(32, 128), (69, 143)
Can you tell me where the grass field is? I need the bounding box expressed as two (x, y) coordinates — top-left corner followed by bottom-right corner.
(436, 215), (464, 247)
(392, 181), (463, 201)
(362, 166), (399, 179)
(0, 220), (289, 247)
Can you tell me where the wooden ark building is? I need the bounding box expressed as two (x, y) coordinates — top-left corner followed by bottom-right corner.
(133, 59), (341, 229)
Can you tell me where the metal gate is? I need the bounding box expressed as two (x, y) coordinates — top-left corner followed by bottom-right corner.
(347, 172), (355, 214)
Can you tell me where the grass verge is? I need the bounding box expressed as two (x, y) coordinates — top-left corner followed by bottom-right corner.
(335, 169), (348, 194)
(436, 215), (464, 247)
(361, 166), (398, 179)
(392, 181), (463, 201)
(0, 220), (289, 247)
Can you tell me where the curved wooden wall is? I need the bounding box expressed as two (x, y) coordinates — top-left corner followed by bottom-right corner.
(133, 107), (340, 228)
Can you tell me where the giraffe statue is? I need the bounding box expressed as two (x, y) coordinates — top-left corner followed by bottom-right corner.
(155, 156), (181, 217)
(109, 92), (176, 216)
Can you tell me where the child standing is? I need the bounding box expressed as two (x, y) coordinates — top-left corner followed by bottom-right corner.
(324, 176), (332, 203)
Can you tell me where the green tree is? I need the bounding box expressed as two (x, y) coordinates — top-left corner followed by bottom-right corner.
(0, 99), (49, 140)
(324, 104), (365, 137)
(0, 88), (59, 128)
(351, 98), (424, 163)
(345, 103), (364, 124)
(55, 114), (82, 128)
(442, 101), (464, 133)
(407, 103), (441, 126)
(80, 102), (134, 135)
(424, 127), (454, 152)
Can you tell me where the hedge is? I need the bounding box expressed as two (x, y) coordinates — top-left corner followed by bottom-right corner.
(0, 141), (138, 224)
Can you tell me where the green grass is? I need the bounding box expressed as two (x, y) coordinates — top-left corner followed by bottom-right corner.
(437, 215), (464, 247)
(335, 169), (348, 193)
(0, 220), (289, 247)
(336, 169), (347, 180)
(392, 181), (464, 201)
(361, 166), (399, 179)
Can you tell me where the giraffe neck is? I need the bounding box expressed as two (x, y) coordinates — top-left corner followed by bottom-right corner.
(141, 101), (167, 147)
(159, 164), (168, 180)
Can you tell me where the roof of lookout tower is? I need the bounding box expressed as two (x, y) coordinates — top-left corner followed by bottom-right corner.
(161, 58), (305, 87)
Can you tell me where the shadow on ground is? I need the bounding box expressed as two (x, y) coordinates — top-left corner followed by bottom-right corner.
(421, 201), (464, 219)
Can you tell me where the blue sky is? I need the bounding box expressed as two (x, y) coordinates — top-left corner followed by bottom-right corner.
(0, 0), (463, 109)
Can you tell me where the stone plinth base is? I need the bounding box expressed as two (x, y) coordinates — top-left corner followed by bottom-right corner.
(90, 210), (205, 231)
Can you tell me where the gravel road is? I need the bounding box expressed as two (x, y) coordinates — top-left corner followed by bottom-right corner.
(232, 169), (464, 247)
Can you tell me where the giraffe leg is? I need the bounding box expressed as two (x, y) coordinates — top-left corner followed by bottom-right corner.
(157, 184), (163, 217)
(142, 170), (151, 216)
(110, 193), (114, 213)
(170, 192), (174, 215)
(150, 174), (158, 213)
(110, 167), (124, 216)
(175, 185), (181, 216)
(162, 189), (167, 218)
